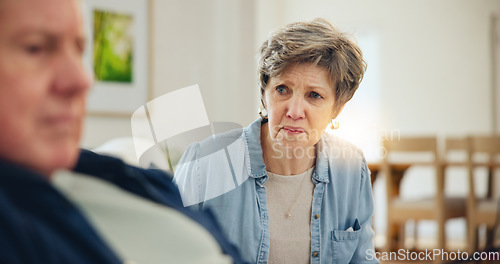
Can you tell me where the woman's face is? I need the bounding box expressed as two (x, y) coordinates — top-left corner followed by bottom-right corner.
(263, 63), (338, 151)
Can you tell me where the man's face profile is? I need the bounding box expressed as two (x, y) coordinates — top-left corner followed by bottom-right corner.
(0, 0), (91, 176)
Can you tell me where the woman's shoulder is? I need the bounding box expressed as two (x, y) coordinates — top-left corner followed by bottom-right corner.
(319, 132), (364, 158)
(174, 127), (250, 207)
(188, 127), (244, 148)
(178, 127), (245, 163)
(319, 133), (369, 182)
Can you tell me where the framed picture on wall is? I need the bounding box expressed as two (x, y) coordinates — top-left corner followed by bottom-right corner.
(82, 0), (151, 116)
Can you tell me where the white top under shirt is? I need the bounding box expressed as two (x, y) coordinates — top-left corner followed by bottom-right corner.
(265, 167), (315, 264)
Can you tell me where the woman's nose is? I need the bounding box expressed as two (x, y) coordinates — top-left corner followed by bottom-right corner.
(286, 96), (306, 120)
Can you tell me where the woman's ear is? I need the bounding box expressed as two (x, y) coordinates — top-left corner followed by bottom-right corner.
(332, 104), (346, 119)
(260, 97), (267, 109)
(259, 98), (268, 119)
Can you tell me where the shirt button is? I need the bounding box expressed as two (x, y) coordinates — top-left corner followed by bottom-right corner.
(314, 214), (319, 219)
(312, 251), (319, 258)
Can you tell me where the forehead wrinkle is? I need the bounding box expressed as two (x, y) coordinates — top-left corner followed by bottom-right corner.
(282, 68), (331, 90)
(272, 75), (297, 87)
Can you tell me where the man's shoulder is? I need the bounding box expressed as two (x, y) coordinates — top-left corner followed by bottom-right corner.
(75, 149), (183, 206)
(76, 149), (172, 178)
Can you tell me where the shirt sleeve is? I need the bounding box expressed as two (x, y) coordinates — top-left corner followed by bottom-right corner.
(173, 142), (202, 208)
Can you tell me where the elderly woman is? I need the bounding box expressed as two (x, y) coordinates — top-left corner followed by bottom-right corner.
(174, 18), (377, 264)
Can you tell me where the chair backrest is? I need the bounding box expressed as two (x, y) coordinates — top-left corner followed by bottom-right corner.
(466, 136), (500, 201)
(444, 138), (468, 153)
(384, 136), (437, 153)
(382, 136), (440, 202)
(442, 138), (469, 180)
(467, 136), (500, 155)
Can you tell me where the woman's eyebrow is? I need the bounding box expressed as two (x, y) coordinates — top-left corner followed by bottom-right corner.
(272, 76), (295, 87)
(308, 84), (331, 90)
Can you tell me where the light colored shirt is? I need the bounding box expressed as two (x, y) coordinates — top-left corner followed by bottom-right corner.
(53, 170), (232, 264)
(266, 167), (315, 264)
(174, 118), (378, 264)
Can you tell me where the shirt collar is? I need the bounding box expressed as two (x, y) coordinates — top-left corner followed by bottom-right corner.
(0, 157), (51, 187)
(244, 118), (268, 180)
(312, 136), (330, 183)
(243, 118), (330, 184)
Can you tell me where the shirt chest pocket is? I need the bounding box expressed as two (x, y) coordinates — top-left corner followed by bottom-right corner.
(331, 219), (361, 263)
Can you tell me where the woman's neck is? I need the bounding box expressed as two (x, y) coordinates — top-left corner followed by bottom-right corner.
(261, 122), (316, 176)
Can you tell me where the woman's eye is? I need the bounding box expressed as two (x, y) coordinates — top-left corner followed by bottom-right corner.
(309, 91), (323, 99)
(276, 85), (288, 94)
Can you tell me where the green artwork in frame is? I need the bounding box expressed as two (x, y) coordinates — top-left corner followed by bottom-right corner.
(93, 10), (133, 83)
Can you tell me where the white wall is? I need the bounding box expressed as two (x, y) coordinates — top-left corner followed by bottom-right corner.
(150, 0), (257, 125)
(82, 116), (131, 148)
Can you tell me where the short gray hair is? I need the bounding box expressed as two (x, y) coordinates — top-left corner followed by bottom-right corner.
(258, 18), (367, 116)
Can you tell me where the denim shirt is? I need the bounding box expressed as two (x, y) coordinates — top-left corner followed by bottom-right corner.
(174, 119), (378, 264)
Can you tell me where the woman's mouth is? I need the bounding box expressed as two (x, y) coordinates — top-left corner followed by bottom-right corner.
(282, 126), (306, 134)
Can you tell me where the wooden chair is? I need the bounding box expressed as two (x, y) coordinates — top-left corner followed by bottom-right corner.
(383, 136), (467, 252)
(466, 136), (500, 252)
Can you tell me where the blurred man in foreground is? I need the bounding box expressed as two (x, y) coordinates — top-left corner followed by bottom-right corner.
(0, 0), (243, 263)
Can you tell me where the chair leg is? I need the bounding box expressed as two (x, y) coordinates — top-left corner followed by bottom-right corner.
(468, 222), (478, 253)
(398, 222), (406, 249)
(413, 220), (418, 250)
(385, 219), (396, 252)
(485, 226), (495, 250)
(437, 219), (445, 251)
(430, 217), (445, 264)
